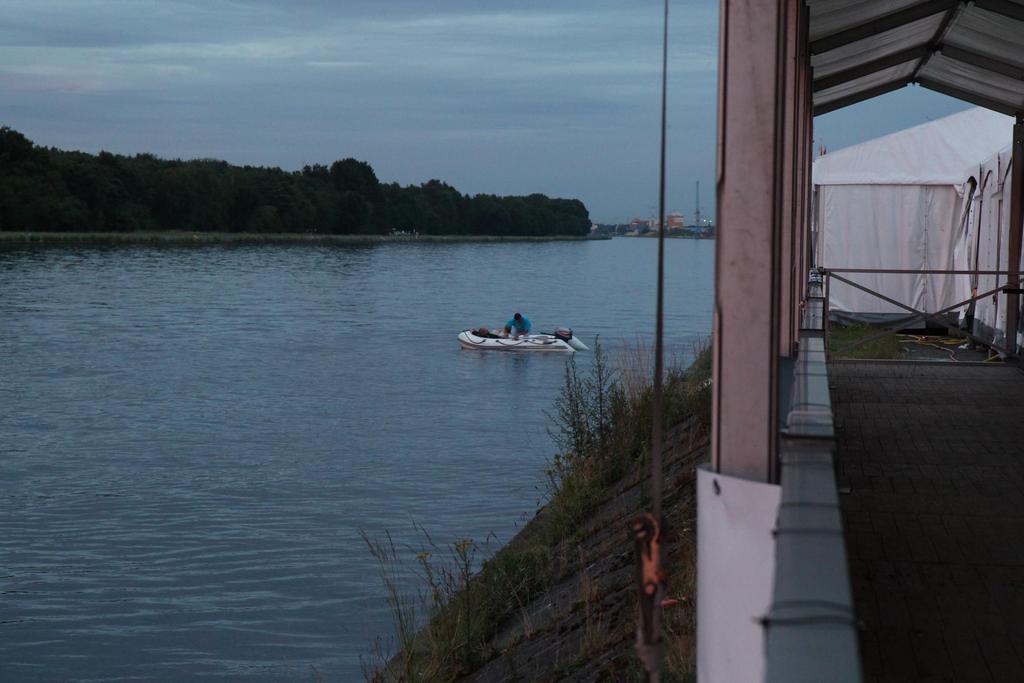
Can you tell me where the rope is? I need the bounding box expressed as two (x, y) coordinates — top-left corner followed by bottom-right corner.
(895, 334), (967, 361)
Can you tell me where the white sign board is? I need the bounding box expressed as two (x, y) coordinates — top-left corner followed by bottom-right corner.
(696, 464), (781, 683)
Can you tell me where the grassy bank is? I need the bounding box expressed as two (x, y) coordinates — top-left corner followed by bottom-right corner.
(365, 342), (711, 681)
(0, 231), (610, 246)
(827, 323), (903, 359)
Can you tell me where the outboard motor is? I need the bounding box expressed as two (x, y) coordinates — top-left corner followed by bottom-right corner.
(555, 328), (588, 351)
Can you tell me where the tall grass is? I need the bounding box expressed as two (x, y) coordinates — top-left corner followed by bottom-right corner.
(546, 339), (711, 521)
(362, 526), (557, 681)
(364, 339), (712, 681)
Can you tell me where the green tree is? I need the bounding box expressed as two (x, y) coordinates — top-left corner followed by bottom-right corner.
(0, 127), (592, 237)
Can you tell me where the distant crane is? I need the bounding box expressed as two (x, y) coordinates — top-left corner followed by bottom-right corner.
(693, 181), (702, 227)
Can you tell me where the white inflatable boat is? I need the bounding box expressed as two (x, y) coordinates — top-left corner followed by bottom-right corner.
(457, 328), (588, 352)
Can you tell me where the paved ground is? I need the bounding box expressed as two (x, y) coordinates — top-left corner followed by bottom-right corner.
(830, 361), (1024, 683)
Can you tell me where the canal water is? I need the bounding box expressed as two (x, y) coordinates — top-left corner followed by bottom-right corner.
(0, 237), (713, 681)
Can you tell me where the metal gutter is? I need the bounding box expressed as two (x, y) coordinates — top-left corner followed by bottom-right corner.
(764, 283), (862, 682)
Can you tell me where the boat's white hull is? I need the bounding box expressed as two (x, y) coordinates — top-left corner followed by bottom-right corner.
(457, 330), (587, 352)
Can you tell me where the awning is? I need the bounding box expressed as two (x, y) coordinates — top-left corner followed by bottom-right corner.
(810, 0), (1024, 116)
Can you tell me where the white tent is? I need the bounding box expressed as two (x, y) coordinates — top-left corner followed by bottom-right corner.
(961, 144), (1018, 351)
(813, 107), (1014, 323)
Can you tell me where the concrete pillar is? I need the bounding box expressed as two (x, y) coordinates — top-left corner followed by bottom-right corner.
(712, 0), (792, 482)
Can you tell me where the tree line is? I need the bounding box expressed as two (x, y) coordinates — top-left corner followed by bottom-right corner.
(0, 126), (591, 237)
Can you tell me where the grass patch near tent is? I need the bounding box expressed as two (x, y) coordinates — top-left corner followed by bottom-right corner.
(828, 323), (903, 360)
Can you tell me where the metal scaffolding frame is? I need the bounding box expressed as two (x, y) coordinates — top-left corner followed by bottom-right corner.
(822, 268), (1021, 359)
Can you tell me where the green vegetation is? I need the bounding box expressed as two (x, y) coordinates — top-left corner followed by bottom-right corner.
(364, 341), (712, 681)
(0, 231), (604, 246)
(363, 527), (558, 680)
(0, 126), (591, 237)
(545, 342), (711, 542)
(827, 323), (903, 359)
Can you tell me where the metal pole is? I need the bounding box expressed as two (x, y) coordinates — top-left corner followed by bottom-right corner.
(778, 0), (797, 358)
(1007, 116), (1024, 358)
(634, 1), (668, 679)
(824, 270), (831, 357)
(652, 0), (668, 545)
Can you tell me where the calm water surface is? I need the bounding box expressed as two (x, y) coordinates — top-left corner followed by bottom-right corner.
(0, 238), (712, 681)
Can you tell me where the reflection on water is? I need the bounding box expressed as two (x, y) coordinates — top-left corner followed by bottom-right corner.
(0, 238), (712, 680)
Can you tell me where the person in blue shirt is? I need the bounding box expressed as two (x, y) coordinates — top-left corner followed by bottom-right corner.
(503, 312), (532, 338)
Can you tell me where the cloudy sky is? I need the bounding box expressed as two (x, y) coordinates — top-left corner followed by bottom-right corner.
(1, 1), (974, 223)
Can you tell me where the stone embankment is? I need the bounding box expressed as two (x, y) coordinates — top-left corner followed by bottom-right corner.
(456, 420), (706, 683)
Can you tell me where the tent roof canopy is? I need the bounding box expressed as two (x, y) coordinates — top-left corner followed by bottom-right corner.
(810, 0), (1024, 116)
(812, 106), (1014, 184)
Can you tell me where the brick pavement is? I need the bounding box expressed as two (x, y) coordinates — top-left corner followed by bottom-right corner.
(830, 361), (1024, 683)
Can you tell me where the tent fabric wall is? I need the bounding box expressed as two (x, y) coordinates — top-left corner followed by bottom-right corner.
(820, 184), (967, 317)
(962, 147), (1016, 350)
(813, 108), (1014, 322)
